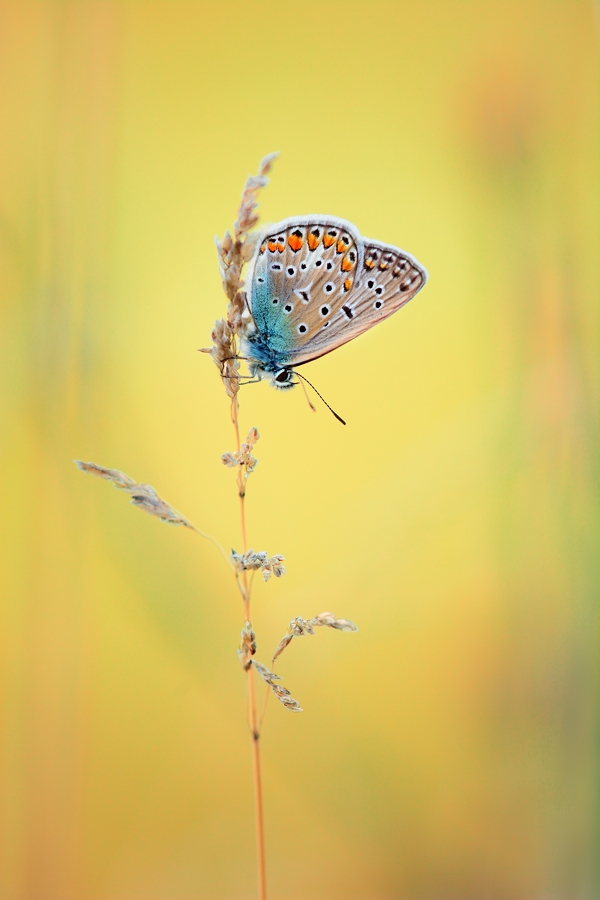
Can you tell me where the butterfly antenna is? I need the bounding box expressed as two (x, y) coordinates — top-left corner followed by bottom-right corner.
(293, 371), (346, 426)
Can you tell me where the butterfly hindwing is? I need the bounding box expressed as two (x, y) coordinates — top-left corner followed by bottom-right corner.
(286, 238), (427, 366)
(247, 216), (363, 356)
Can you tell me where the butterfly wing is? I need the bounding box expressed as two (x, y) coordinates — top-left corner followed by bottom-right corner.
(286, 238), (428, 367)
(246, 216), (364, 360)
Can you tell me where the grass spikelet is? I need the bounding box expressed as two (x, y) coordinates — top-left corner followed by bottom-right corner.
(238, 622), (257, 671)
(272, 613), (358, 663)
(74, 460), (230, 564)
(74, 460), (193, 527)
(251, 660), (303, 713)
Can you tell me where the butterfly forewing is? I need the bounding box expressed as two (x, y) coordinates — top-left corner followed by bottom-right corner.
(286, 238), (427, 366)
(247, 216), (364, 350)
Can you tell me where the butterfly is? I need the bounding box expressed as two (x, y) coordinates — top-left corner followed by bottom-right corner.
(241, 215), (428, 391)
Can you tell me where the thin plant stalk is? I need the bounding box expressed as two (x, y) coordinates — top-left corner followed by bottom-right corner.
(231, 394), (267, 900)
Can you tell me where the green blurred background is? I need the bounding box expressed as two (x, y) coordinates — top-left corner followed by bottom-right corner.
(1, 2), (598, 898)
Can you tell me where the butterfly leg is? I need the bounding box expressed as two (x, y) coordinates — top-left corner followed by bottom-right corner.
(219, 372), (261, 385)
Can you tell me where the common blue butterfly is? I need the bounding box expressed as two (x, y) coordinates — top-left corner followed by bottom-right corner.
(242, 215), (428, 390)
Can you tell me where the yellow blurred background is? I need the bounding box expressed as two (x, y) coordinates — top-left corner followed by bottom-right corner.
(0, 2), (598, 898)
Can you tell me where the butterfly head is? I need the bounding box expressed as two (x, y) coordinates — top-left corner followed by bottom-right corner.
(246, 356), (296, 390)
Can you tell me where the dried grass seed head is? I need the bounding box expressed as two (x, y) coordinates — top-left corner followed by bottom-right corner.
(261, 555), (286, 581)
(311, 612), (358, 632)
(74, 460), (135, 488)
(209, 153), (278, 397)
(271, 612), (358, 662)
(74, 461), (193, 528)
(252, 659), (302, 712)
(220, 428), (260, 472)
(238, 621), (257, 670)
(231, 549), (285, 582)
(258, 151), (279, 177)
(209, 318), (240, 399)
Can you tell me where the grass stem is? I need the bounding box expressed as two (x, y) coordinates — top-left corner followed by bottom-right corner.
(232, 394), (267, 900)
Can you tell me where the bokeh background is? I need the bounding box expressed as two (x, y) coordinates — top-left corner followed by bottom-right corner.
(1, 2), (598, 898)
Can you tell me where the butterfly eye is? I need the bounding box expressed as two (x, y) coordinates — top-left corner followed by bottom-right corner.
(297, 323), (308, 334)
(286, 266), (296, 277)
(320, 305), (330, 316)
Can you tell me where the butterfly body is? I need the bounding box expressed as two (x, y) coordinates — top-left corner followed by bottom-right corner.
(242, 215), (427, 389)
(242, 277), (298, 388)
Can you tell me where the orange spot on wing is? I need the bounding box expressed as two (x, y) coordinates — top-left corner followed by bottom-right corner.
(323, 233), (336, 248)
(277, 241), (285, 252)
(288, 234), (303, 252)
(336, 238), (349, 254)
(379, 261), (389, 270)
(365, 259), (375, 269)
(307, 233), (320, 250)
(268, 240), (277, 252)
(259, 243), (266, 254)
(341, 255), (354, 272)
(343, 277), (353, 292)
